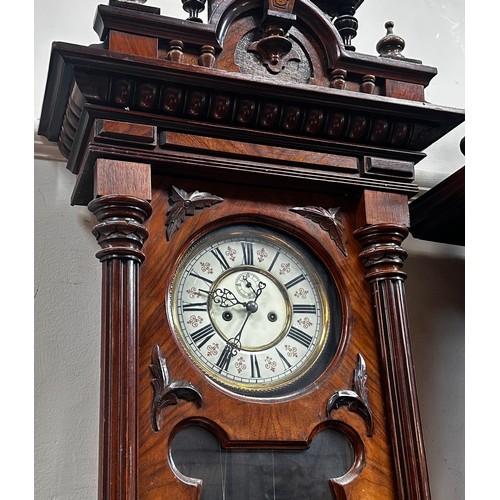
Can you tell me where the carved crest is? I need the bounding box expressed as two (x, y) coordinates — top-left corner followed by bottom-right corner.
(248, 27), (300, 74)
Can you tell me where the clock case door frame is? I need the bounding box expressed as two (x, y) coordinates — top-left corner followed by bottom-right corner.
(138, 178), (395, 498)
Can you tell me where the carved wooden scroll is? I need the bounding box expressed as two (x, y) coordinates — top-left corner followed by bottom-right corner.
(150, 344), (202, 432)
(327, 353), (374, 436)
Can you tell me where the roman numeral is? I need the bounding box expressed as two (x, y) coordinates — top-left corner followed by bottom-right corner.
(190, 272), (213, 286)
(292, 304), (316, 314)
(267, 250), (280, 272)
(250, 354), (261, 378)
(241, 242), (254, 265)
(211, 248), (230, 270)
(275, 348), (291, 369)
(190, 324), (215, 348)
(183, 302), (208, 312)
(285, 274), (306, 289)
(288, 326), (313, 348)
(216, 344), (233, 371)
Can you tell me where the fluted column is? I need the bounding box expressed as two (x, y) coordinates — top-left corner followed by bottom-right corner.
(88, 157), (152, 500)
(354, 222), (430, 499)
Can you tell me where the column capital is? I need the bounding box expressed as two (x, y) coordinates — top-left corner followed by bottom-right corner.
(88, 194), (152, 263)
(354, 223), (408, 282)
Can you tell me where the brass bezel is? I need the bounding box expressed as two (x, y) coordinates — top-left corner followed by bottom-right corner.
(168, 224), (334, 395)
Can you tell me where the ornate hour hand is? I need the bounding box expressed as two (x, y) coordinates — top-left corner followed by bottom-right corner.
(210, 287), (247, 308)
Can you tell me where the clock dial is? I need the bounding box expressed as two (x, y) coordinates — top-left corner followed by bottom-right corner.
(168, 224), (341, 396)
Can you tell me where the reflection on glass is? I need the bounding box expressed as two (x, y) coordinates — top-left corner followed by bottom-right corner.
(170, 425), (354, 499)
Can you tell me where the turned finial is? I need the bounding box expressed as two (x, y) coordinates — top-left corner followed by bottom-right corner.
(376, 21), (406, 58)
(182, 0), (206, 22)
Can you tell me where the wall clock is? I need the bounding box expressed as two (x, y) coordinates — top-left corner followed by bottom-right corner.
(37, 0), (464, 498)
(168, 222), (342, 396)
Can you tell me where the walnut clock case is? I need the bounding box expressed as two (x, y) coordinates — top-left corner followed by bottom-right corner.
(38, 0), (464, 498)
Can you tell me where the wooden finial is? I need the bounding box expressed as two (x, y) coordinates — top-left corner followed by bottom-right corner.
(376, 21), (406, 58)
(167, 40), (184, 63)
(182, 0), (206, 22)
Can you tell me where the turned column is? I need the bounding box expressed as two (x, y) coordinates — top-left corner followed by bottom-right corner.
(88, 160), (152, 500)
(354, 191), (430, 500)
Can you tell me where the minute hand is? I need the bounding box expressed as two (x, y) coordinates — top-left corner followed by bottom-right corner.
(226, 280), (266, 354)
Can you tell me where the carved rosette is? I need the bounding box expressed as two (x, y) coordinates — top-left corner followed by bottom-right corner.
(354, 223), (431, 499)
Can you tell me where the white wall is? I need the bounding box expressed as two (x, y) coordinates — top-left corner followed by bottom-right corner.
(33, 1), (465, 499)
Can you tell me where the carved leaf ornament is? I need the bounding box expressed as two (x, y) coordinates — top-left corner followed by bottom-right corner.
(166, 186), (223, 240)
(150, 344), (202, 432)
(326, 353), (374, 436)
(290, 206), (348, 256)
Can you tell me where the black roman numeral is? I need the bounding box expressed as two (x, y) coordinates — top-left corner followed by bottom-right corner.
(292, 304), (316, 314)
(250, 354), (261, 378)
(211, 248), (230, 270)
(241, 242), (254, 265)
(288, 326), (313, 348)
(183, 302), (208, 312)
(267, 250), (280, 272)
(285, 274), (306, 289)
(190, 324), (215, 348)
(216, 344), (233, 371)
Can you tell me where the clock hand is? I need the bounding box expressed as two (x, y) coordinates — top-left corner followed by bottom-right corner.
(227, 309), (252, 355)
(242, 274), (266, 300)
(211, 276), (265, 359)
(210, 287), (248, 308)
(225, 278), (266, 354)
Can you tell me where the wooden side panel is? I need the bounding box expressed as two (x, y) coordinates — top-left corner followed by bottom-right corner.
(108, 30), (158, 58)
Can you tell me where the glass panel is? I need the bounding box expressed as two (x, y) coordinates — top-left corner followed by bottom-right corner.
(170, 425), (354, 499)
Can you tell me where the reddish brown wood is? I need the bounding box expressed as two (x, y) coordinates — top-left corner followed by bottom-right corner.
(385, 79), (425, 101)
(95, 120), (156, 145)
(354, 191), (430, 499)
(137, 177), (398, 499)
(37, 1), (464, 498)
(89, 159), (153, 500)
(108, 30), (158, 58)
(159, 131), (359, 171)
(89, 194), (152, 500)
(94, 159), (152, 200)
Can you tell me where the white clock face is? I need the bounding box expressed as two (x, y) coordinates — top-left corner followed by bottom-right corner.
(168, 225), (339, 395)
